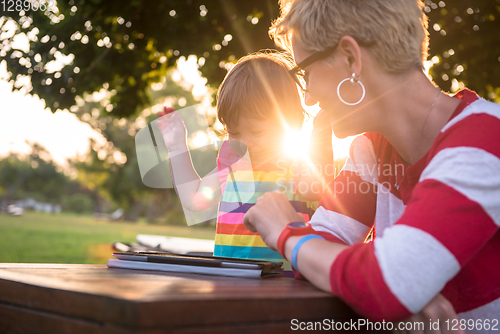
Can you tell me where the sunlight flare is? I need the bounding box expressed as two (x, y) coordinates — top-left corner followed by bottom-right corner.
(283, 127), (311, 160)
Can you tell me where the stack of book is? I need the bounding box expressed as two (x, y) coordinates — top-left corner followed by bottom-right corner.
(107, 251), (284, 279)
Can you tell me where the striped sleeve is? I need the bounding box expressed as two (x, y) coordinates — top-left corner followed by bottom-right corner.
(329, 98), (500, 321)
(310, 135), (377, 245)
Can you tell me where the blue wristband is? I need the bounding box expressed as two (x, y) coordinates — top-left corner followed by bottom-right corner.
(291, 235), (324, 274)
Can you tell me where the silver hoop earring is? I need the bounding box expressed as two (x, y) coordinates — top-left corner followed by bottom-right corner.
(336, 73), (366, 106)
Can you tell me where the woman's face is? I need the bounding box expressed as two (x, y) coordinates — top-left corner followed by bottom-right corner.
(292, 39), (371, 138)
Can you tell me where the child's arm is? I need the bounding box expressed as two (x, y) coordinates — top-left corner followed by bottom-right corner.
(297, 110), (335, 201)
(157, 108), (221, 212)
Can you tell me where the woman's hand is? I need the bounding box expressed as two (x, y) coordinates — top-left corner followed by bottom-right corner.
(156, 107), (188, 153)
(393, 294), (465, 334)
(243, 191), (304, 250)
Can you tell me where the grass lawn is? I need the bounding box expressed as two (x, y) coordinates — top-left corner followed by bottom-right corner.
(0, 211), (216, 264)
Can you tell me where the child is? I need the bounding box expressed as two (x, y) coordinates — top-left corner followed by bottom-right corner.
(158, 52), (333, 267)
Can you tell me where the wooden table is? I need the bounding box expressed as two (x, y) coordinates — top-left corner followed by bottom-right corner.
(0, 263), (375, 334)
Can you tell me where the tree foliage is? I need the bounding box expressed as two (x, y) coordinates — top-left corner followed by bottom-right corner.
(1, 0), (499, 118)
(427, 0), (500, 101)
(0, 143), (69, 206)
(1, 0), (278, 117)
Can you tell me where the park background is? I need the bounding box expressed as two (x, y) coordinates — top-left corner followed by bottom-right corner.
(1, 0), (499, 264)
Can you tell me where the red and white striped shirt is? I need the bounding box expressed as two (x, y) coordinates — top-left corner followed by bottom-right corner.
(310, 89), (500, 327)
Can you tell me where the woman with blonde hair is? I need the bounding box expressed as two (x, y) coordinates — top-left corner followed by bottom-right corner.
(244, 0), (500, 331)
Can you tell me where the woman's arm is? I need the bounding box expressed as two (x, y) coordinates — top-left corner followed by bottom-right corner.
(243, 191), (347, 291)
(243, 193), (465, 334)
(244, 116), (500, 322)
(243, 191), (470, 327)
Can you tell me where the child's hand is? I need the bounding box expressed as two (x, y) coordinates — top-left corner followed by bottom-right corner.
(156, 106), (188, 153)
(158, 106), (176, 117)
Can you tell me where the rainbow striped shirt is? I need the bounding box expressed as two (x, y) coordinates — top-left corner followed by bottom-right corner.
(214, 155), (318, 265)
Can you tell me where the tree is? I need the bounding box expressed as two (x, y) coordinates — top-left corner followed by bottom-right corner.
(1, 0), (279, 117)
(2, 0), (499, 119)
(0, 152), (31, 212)
(0, 143), (69, 211)
(426, 0), (500, 102)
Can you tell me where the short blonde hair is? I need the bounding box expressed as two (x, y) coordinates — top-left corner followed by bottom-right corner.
(217, 51), (304, 133)
(270, 0), (429, 73)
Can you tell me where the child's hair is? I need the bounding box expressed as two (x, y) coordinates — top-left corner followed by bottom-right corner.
(217, 51), (304, 135)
